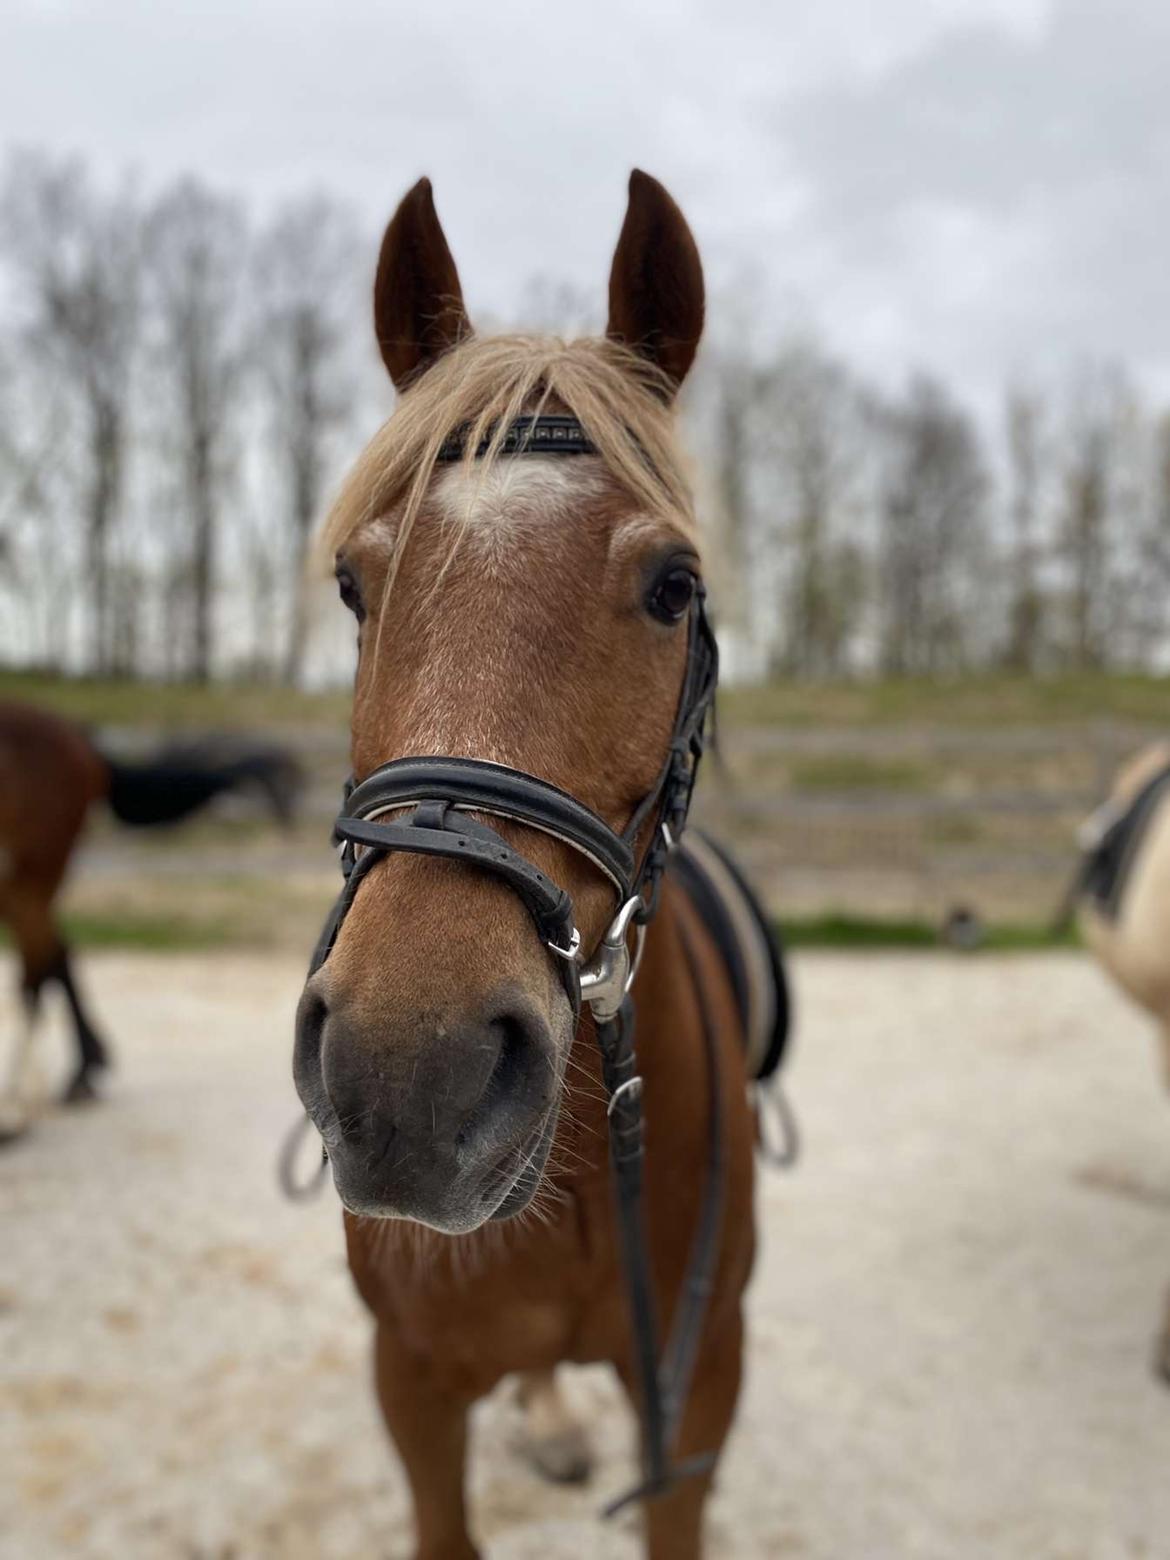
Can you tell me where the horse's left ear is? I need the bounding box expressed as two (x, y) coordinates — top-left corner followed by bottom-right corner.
(606, 170), (705, 396)
(374, 177), (471, 391)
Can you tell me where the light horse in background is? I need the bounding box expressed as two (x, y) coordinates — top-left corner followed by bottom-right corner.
(293, 172), (773, 1559)
(0, 700), (297, 1133)
(1075, 740), (1170, 1381)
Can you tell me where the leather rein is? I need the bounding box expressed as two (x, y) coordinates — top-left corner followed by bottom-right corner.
(302, 413), (723, 1513)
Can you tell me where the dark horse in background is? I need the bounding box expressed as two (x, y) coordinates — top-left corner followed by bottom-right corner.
(0, 700), (297, 1126)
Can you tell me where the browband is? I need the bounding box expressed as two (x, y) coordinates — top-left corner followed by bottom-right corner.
(436, 413), (597, 463)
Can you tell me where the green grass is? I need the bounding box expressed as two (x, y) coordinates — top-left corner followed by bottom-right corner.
(4, 667), (1170, 736)
(787, 755), (931, 791)
(1, 906), (1079, 955)
(723, 671), (1170, 728)
(0, 668), (350, 731)
(778, 913), (1080, 951)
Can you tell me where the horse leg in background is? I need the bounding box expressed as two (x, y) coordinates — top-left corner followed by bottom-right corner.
(620, 1305), (744, 1560)
(0, 984), (44, 1140)
(6, 887), (109, 1105)
(0, 883), (45, 1134)
(373, 1322), (480, 1560)
(512, 1368), (592, 1484)
(49, 943), (110, 1103)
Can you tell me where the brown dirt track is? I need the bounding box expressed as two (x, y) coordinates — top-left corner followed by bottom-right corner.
(2, 950), (1169, 1558)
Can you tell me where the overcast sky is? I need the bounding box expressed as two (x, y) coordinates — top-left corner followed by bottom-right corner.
(3, 0), (1167, 411)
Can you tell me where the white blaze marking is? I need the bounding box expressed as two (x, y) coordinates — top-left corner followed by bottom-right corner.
(433, 457), (601, 542)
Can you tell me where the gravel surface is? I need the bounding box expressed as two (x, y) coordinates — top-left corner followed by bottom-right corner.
(2, 951), (1169, 1559)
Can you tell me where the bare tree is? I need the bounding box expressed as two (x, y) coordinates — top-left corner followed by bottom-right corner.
(1146, 414), (1170, 589)
(876, 377), (989, 676)
(763, 344), (868, 677)
(702, 352), (760, 644)
(254, 196), (359, 684)
(0, 321), (84, 666)
(1055, 366), (1137, 671)
(1003, 386), (1045, 672)
(147, 180), (246, 682)
(0, 152), (142, 672)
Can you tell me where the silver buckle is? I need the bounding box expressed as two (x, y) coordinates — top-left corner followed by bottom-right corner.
(578, 895), (644, 1022)
(546, 926), (582, 961)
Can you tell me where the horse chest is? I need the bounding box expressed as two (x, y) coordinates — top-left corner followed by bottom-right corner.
(346, 1184), (621, 1387)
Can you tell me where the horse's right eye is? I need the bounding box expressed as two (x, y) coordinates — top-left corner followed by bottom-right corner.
(336, 567), (365, 622)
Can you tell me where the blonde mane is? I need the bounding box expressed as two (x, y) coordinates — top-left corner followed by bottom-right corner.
(322, 333), (700, 582)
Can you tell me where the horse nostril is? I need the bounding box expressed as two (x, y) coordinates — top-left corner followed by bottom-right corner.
(293, 985), (329, 1104)
(476, 1016), (529, 1121)
(301, 988), (328, 1045)
(456, 1006), (553, 1152)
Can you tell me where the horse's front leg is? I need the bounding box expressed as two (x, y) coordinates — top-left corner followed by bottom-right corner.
(622, 1304), (744, 1560)
(374, 1322), (480, 1560)
(513, 1367), (592, 1483)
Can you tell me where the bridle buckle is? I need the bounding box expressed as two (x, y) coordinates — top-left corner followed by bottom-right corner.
(546, 926), (582, 961)
(579, 894), (645, 1022)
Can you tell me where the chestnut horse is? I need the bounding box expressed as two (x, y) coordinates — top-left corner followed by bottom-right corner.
(293, 172), (760, 1558)
(1, 700), (297, 1127)
(1074, 740), (1170, 1381)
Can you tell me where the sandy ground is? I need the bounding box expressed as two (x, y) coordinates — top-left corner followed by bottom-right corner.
(2, 951), (1169, 1560)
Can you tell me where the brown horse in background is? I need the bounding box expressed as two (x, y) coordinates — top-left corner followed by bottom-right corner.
(0, 700), (297, 1124)
(293, 172), (760, 1558)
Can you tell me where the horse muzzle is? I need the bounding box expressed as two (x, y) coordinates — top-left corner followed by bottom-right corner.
(294, 978), (566, 1231)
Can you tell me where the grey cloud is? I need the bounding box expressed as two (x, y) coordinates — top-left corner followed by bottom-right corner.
(2, 0), (1168, 405)
(773, 0), (1170, 397)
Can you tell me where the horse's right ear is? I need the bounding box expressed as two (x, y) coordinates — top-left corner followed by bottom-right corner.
(374, 178), (470, 391)
(606, 170), (704, 397)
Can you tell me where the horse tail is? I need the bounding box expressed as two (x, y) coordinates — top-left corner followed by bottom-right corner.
(99, 740), (301, 829)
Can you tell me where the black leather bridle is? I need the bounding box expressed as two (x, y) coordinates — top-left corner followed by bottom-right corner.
(304, 413), (722, 1513)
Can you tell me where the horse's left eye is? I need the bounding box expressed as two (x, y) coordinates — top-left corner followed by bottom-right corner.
(336, 567), (365, 622)
(647, 566), (697, 625)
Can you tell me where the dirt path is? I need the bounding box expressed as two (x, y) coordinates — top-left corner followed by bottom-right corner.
(2, 952), (1169, 1559)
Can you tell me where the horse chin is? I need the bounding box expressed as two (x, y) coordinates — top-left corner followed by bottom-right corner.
(486, 1103), (559, 1222)
(329, 1100), (560, 1234)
